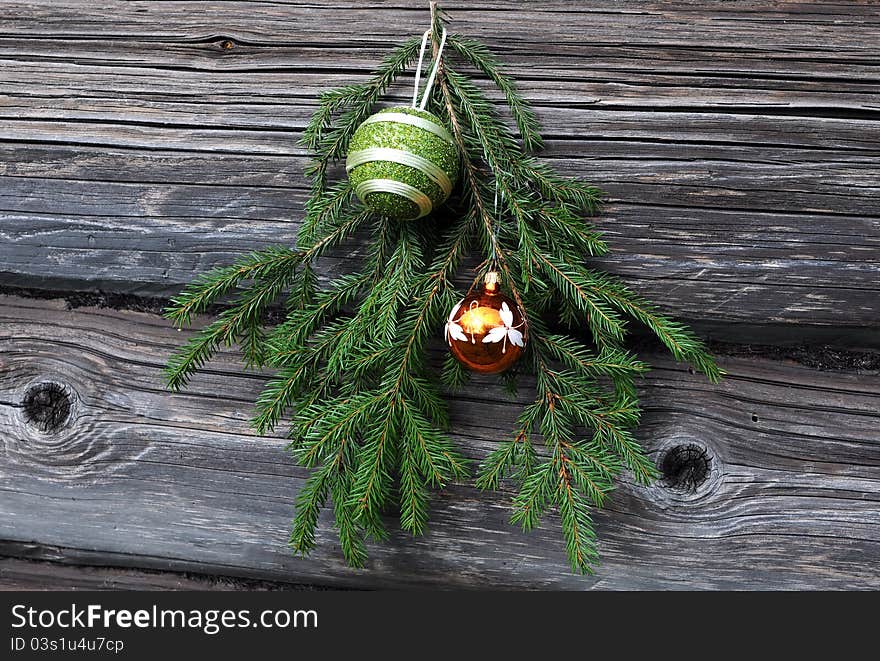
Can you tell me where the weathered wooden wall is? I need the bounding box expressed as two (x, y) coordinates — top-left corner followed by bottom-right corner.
(1, 0), (878, 589)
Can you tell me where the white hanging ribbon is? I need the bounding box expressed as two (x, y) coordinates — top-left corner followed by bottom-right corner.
(490, 186), (498, 261)
(412, 27), (448, 111)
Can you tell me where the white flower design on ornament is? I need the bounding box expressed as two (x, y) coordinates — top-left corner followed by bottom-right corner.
(445, 301), (467, 344)
(482, 301), (524, 354)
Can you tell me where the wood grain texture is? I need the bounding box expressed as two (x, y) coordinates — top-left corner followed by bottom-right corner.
(0, 1), (878, 343)
(1, 294), (877, 590)
(2, 0), (879, 591)
(0, 554), (317, 591)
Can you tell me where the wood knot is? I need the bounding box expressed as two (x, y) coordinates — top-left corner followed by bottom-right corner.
(219, 39), (235, 50)
(22, 381), (72, 433)
(660, 443), (711, 494)
(8, 377), (145, 483)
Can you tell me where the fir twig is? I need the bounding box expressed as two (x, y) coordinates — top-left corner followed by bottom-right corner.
(164, 3), (721, 576)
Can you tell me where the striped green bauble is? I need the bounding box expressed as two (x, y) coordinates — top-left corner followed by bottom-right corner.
(346, 106), (459, 221)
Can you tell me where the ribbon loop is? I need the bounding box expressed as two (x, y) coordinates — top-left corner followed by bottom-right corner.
(412, 27), (448, 111)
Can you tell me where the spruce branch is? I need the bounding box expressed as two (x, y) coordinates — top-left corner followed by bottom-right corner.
(433, 48), (529, 322)
(164, 246), (301, 328)
(164, 251), (302, 390)
(301, 36), (423, 163)
(164, 2), (721, 577)
(447, 34), (543, 151)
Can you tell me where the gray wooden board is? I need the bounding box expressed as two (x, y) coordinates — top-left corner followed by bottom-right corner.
(0, 555), (315, 591)
(1, 294), (878, 590)
(0, 1), (878, 343)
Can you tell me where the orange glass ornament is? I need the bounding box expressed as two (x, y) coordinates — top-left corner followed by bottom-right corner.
(445, 272), (527, 374)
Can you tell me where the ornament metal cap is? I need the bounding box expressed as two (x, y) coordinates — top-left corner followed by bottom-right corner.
(484, 270), (500, 291)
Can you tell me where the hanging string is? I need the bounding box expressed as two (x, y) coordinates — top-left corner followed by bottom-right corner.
(467, 181), (502, 297)
(412, 27), (448, 111)
(490, 182), (501, 269)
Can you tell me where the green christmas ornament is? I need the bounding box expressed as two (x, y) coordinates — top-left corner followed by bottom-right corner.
(347, 106), (459, 220)
(345, 28), (459, 220)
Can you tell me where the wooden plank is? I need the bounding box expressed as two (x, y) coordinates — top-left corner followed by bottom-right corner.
(0, 1), (878, 342)
(1, 293), (877, 590)
(0, 554), (318, 591)
(2, 2), (879, 47)
(1, 141), (877, 343)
